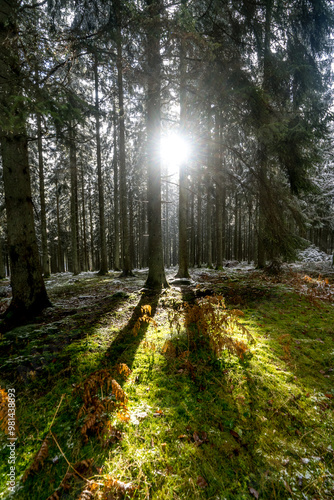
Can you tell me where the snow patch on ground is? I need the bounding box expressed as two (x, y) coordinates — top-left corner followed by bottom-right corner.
(297, 245), (332, 263)
(290, 245), (333, 273)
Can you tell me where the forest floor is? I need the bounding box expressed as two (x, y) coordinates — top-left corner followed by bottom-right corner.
(0, 264), (334, 500)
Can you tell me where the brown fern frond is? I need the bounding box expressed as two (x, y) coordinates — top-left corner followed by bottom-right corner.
(183, 295), (253, 360)
(162, 340), (176, 358)
(103, 476), (136, 497)
(46, 491), (61, 500)
(73, 459), (94, 476)
(0, 388), (8, 435)
(101, 423), (122, 447)
(133, 305), (157, 336)
(77, 371), (127, 442)
(60, 472), (73, 491)
(116, 363), (132, 378)
(111, 380), (127, 403)
(77, 480), (100, 500)
(22, 435), (49, 481)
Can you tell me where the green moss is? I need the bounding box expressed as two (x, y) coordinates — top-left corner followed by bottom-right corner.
(1, 270), (334, 499)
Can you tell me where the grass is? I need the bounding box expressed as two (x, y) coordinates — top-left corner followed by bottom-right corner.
(0, 268), (334, 499)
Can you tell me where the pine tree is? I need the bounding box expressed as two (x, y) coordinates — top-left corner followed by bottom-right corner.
(0, 0), (50, 320)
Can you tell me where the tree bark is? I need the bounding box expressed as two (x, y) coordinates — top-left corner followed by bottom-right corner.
(69, 123), (80, 275)
(80, 165), (89, 271)
(176, 0), (190, 279)
(114, 0), (132, 277)
(36, 111), (50, 277)
(112, 103), (121, 270)
(145, 0), (168, 289)
(0, 0), (50, 319)
(94, 54), (108, 275)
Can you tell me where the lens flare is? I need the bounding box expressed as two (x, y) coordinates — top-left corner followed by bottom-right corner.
(160, 133), (190, 167)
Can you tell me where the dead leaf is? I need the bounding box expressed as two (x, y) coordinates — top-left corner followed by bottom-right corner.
(196, 476), (208, 488)
(249, 487), (259, 499)
(193, 432), (203, 446)
(153, 410), (164, 417)
(230, 429), (241, 440)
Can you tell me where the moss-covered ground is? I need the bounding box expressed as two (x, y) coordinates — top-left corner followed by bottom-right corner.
(0, 267), (333, 499)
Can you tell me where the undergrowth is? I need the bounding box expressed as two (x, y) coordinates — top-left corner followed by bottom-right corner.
(0, 268), (333, 499)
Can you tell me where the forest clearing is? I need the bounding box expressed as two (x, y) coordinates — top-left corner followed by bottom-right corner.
(1, 261), (334, 500)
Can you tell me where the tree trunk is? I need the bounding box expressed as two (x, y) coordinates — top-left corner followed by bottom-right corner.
(206, 182), (213, 267)
(196, 181), (202, 267)
(36, 112), (50, 277)
(176, 0), (190, 279)
(0, 0), (50, 319)
(0, 240), (6, 279)
(114, 1), (132, 277)
(94, 54), (108, 275)
(55, 175), (64, 272)
(88, 181), (95, 270)
(80, 165), (89, 271)
(69, 124), (80, 275)
(256, 0), (272, 268)
(145, 0), (168, 289)
(112, 103), (121, 270)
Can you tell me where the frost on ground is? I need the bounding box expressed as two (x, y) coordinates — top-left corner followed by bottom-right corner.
(290, 245), (334, 274)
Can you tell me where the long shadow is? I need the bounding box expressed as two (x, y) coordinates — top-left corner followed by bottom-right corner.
(0, 291), (131, 385)
(104, 290), (161, 370)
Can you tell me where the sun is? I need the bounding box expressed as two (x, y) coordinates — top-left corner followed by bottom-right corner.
(160, 133), (190, 168)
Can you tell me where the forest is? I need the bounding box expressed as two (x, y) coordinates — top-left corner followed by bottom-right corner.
(0, 0), (334, 499)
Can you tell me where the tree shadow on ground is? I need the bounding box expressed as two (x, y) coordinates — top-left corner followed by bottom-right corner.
(0, 292), (131, 384)
(104, 289), (161, 370)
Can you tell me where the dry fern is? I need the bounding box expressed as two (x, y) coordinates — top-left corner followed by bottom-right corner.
(0, 388), (18, 436)
(77, 480), (100, 500)
(133, 304), (157, 336)
(76, 370), (128, 442)
(23, 435), (49, 482)
(184, 295), (253, 360)
(0, 388), (9, 435)
(103, 476), (136, 497)
(46, 492), (61, 500)
(116, 363), (132, 378)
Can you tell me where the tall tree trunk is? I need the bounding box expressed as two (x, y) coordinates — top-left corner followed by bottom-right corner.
(112, 103), (121, 270)
(0, 240), (6, 279)
(257, 0), (272, 268)
(176, 0), (190, 278)
(190, 190), (195, 267)
(36, 112), (50, 277)
(88, 181), (95, 270)
(94, 55), (108, 275)
(0, 0), (50, 319)
(55, 175), (64, 272)
(215, 108), (224, 268)
(69, 124), (80, 275)
(196, 181), (202, 267)
(206, 182), (212, 268)
(114, 1), (132, 277)
(165, 176), (171, 267)
(145, 0), (168, 289)
(80, 165), (89, 271)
